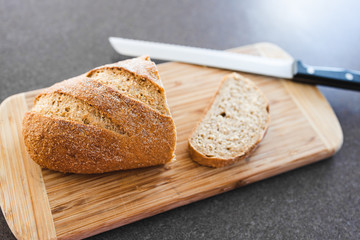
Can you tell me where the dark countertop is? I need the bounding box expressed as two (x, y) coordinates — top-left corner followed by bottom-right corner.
(1, 1), (359, 239)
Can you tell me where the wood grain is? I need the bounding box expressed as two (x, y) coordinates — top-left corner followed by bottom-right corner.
(0, 94), (56, 240)
(0, 43), (342, 240)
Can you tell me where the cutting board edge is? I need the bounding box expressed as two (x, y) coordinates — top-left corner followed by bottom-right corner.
(0, 93), (57, 240)
(281, 80), (343, 153)
(253, 42), (343, 154)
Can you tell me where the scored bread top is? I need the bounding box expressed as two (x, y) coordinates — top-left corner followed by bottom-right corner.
(23, 56), (176, 174)
(34, 76), (175, 137)
(90, 56), (163, 88)
(188, 73), (270, 167)
(86, 56), (169, 115)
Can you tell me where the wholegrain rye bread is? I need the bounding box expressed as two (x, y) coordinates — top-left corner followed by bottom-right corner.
(188, 73), (270, 167)
(23, 56), (176, 174)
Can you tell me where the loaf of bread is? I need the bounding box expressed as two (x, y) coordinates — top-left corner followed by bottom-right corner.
(188, 73), (270, 167)
(23, 56), (176, 174)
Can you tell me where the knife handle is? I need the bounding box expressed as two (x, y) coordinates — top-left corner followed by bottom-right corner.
(293, 61), (360, 91)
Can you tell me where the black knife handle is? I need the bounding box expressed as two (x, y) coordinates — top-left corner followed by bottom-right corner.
(293, 61), (360, 91)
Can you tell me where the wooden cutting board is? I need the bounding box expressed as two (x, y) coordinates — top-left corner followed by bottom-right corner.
(0, 43), (342, 240)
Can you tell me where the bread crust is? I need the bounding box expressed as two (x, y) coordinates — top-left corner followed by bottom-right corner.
(188, 73), (270, 168)
(23, 57), (176, 174)
(23, 112), (174, 174)
(188, 134), (264, 168)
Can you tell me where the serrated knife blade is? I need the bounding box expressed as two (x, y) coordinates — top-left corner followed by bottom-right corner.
(109, 37), (295, 79)
(109, 37), (360, 90)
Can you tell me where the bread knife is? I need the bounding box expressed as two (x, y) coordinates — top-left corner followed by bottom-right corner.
(109, 37), (360, 91)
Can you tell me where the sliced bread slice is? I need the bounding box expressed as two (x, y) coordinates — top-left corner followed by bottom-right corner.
(188, 73), (270, 167)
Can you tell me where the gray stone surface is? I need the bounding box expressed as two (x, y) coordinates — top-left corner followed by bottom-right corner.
(1, 0), (359, 239)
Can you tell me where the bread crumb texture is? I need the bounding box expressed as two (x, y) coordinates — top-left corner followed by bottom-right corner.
(34, 93), (127, 135)
(189, 73), (269, 167)
(23, 56), (176, 174)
